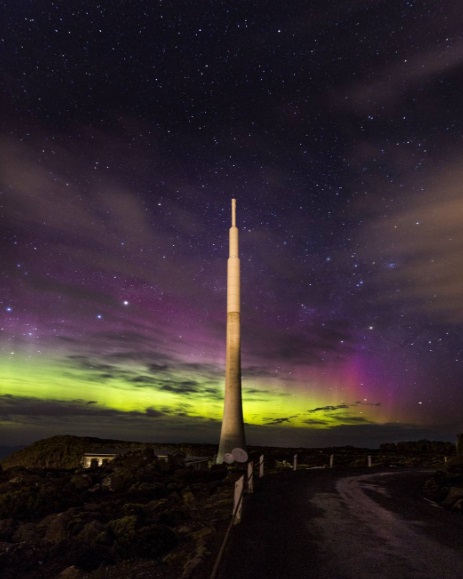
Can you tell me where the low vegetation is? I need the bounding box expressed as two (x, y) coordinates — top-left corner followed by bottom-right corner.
(1, 435), (218, 470)
(423, 454), (463, 509)
(0, 439), (232, 578)
(0, 436), (457, 577)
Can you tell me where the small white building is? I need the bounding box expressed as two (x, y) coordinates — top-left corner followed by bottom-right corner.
(81, 447), (210, 470)
(81, 448), (127, 468)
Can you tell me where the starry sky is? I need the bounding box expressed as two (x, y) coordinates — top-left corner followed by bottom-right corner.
(1, 1), (463, 448)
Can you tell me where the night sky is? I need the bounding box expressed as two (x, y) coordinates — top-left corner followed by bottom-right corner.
(1, 1), (463, 448)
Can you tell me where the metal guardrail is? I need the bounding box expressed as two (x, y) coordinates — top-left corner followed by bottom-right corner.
(210, 459), (258, 579)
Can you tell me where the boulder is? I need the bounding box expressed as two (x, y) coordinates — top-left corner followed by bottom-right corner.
(442, 486), (463, 508)
(76, 519), (105, 545)
(40, 510), (77, 543)
(58, 566), (85, 578)
(131, 524), (177, 559)
(69, 474), (92, 489)
(12, 522), (43, 543)
(182, 489), (195, 505)
(0, 518), (16, 541)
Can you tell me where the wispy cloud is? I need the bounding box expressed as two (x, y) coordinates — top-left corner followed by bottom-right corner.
(358, 165), (463, 323)
(0, 394), (165, 421)
(307, 404), (350, 414)
(263, 417), (293, 426)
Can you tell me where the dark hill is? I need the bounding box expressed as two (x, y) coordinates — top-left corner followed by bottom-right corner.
(0, 435), (136, 469)
(1, 435), (456, 471)
(0, 435), (218, 470)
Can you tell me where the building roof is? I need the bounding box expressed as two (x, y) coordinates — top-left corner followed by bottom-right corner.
(83, 448), (129, 457)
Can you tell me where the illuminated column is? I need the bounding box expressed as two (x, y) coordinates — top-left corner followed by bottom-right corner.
(217, 199), (246, 463)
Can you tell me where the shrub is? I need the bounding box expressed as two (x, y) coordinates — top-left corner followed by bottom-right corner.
(120, 502), (146, 517)
(108, 515), (137, 542)
(131, 524), (177, 559)
(157, 507), (191, 526)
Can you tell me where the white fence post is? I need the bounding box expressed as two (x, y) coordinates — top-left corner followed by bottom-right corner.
(233, 475), (244, 524)
(329, 454), (334, 468)
(368, 455), (372, 468)
(259, 454), (264, 478)
(247, 461), (254, 493)
(293, 454), (298, 471)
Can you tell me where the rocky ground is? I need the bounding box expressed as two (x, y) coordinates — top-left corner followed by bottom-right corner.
(0, 437), (459, 578)
(422, 454), (463, 509)
(0, 450), (238, 578)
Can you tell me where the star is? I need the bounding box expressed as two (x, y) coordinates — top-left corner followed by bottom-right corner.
(1, 0), (462, 449)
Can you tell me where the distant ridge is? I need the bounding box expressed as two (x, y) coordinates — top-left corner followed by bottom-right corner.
(1, 435), (135, 470)
(2, 435), (455, 470)
(0, 435), (218, 470)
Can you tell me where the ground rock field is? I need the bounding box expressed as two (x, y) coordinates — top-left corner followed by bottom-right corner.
(0, 436), (460, 578)
(0, 440), (234, 578)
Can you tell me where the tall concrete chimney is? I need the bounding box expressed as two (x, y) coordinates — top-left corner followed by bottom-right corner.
(217, 199), (246, 462)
